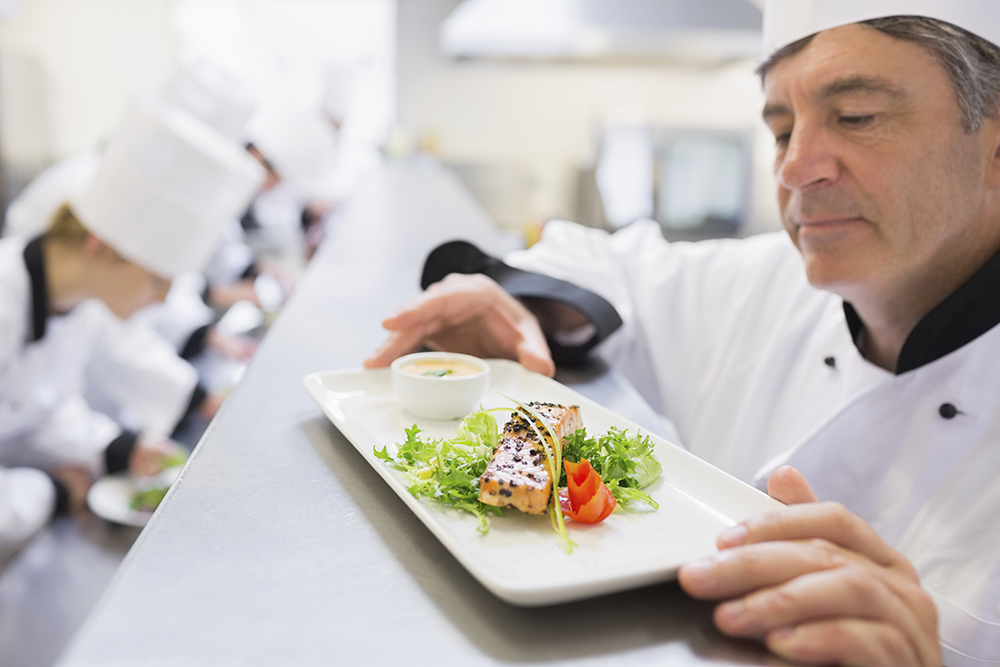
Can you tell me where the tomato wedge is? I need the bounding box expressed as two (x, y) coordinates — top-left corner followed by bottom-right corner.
(559, 458), (616, 524)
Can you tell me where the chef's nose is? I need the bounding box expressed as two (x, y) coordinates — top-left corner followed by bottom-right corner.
(776, 122), (840, 192)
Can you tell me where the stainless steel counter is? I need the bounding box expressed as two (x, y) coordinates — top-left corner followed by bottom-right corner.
(56, 160), (781, 666)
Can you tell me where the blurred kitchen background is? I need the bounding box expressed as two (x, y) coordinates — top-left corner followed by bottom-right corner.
(0, 3), (781, 665)
(0, 0), (780, 247)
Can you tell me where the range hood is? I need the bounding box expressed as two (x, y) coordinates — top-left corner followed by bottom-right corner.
(440, 0), (763, 63)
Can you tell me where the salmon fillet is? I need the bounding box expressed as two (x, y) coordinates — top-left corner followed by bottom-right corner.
(479, 402), (583, 514)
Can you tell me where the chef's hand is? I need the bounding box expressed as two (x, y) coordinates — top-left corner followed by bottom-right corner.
(199, 391), (227, 421)
(207, 326), (258, 361)
(50, 465), (92, 514)
(255, 257), (296, 296)
(208, 280), (259, 310)
(364, 273), (556, 377)
(678, 466), (941, 666)
(128, 434), (186, 478)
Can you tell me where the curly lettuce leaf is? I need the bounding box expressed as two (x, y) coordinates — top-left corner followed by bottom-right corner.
(375, 411), (502, 533)
(562, 427), (661, 510)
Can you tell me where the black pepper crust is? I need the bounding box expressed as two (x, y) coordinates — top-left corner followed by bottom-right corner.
(479, 402), (583, 513)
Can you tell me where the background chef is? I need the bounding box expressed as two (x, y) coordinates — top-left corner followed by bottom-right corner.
(0, 58), (262, 426)
(365, 1), (1000, 664)
(0, 98), (264, 523)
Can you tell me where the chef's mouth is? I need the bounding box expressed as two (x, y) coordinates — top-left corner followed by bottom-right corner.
(793, 216), (867, 227)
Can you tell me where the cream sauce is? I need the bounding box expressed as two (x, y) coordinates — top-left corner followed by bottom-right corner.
(402, 359), (483, 378)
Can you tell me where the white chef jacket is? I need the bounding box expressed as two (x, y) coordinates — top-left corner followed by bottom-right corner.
(0, 236), (196, 475)
(0, 465), (54, 566)
(132, 272), (215, 356)
(239, 183), (305, 266)
(506, 219), (1000, 666)
(84, 307), (200, 436)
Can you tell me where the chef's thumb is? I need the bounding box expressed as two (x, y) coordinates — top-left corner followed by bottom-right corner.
(767, 466), (819, 505)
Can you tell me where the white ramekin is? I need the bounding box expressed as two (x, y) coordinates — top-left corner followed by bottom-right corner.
(390, 352), (491, 420)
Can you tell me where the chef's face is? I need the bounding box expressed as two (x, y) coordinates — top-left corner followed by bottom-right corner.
(88, 240), (171, 319)
(762, 24), (1000, 304)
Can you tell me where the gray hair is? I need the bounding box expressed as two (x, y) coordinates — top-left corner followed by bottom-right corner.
(757, 16), (1000, 132)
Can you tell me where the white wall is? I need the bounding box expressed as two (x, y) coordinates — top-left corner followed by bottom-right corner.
(0, 0), (176, 159)
(397, 0), (781, 235)
(173, 0), (396, 147)
(0, 0), (395, 205)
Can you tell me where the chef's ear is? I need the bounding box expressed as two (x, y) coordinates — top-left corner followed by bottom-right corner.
(988, 98), (1000, 188)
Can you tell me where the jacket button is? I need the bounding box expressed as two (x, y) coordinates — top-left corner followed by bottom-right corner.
(939, 403), (958, 419)
(824, 356), (836, 368)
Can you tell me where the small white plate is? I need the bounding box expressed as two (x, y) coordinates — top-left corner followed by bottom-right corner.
(303, 360), (782, 606)
(87, 468), (180, 527)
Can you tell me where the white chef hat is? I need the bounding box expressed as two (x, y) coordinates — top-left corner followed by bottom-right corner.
(73, 98), (266, 278)
(764, 0), (1000, 56)
(248, 103), (339, 199)
(164, 54), (258, 144)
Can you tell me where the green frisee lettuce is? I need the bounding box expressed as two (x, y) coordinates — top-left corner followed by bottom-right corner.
(374, 408), (663, 540)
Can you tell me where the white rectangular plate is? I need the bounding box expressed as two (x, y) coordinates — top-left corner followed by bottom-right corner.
(303, 360), (782, 606)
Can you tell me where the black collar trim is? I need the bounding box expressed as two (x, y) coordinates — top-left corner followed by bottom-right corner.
(22, 235), (49, 342)
(843, 246), (1000, 374)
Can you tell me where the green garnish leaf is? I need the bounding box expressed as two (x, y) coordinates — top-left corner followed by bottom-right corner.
(130, 486), (169, 512)
(562, 427), (662, 510)
(423, 369), (453, 377)
(374, 403), (663, 546)
(375, 410), (501, 534)
(501, 395), (575, 553)
(161, 450), (188, 470)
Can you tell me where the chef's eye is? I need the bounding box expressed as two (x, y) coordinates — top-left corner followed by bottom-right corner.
(774, 132), (791, 148)
(840, 114), (876, 127)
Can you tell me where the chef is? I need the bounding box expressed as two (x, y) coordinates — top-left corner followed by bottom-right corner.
(146, 55), (266, 354)
(163, 54), (266, 294)
(365, 1), (1000, 664)
(1, 151), (219, 437)
(0, 98), (263, 499)
(242, 102), (341, 266)
(2, 58), (268, 407)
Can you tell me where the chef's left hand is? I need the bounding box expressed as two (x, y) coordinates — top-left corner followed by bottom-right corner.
(207, 327), (259, 361)
(129, 434), (186, 478)
(678, 466), (941, 666)
(208, 280), (259, 310)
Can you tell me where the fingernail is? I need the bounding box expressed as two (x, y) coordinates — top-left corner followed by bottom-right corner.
(718, 524), (747, 548)
(717, 599), (745, 623)
(681, 558), (714, 582)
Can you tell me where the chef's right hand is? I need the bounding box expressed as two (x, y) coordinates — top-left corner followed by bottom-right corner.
(207, 326), (258, 361)
(364, 273), (556, 377)
(679, 467), (941, 666)
(50, 466), (92, 514)
(129, 434), (186, 478)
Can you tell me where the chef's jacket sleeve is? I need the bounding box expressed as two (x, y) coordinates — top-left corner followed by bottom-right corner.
(203, 219), (256, 287)
(421, 239), (623, 365)
(0, 466), (54, 563)
(87, 311), (199, 437)
(504, 220), (809, 422)
(135, 272), (215, 355)
(13, 394), (122, 476)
